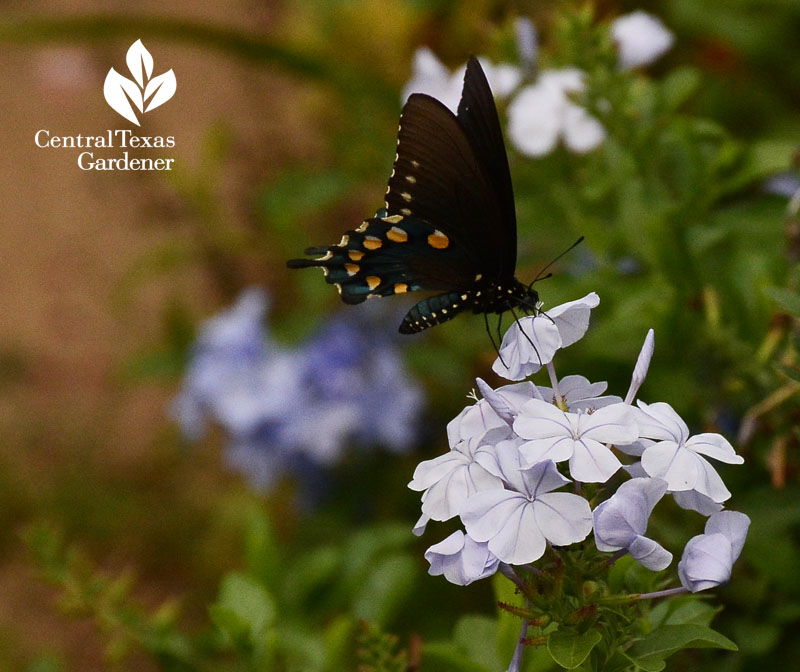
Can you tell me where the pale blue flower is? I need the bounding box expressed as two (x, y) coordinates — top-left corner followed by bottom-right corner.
(514, 399), (638, 483)
(611, 11), (674, 70)
(537, 374), (622, 412)
(593, 477), (672, 570)
(636, 401), (744, 503)
(425, 530), (500, 585)
(409, 428), (509, 522)
(678, 511), (750, 592)
(507, 71), (605, 156)
(493, 293), (600, 381)
(172, 288), (424, 491)
(460, 446), (592, 565)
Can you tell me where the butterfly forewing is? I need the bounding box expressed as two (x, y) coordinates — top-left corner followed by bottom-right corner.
(456, 58), (517, 274)
(385, 94), (509, 280)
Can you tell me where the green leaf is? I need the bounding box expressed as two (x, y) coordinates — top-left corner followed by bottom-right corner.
(547, 629), (602, 669)
(765, 286), (800, 317)
(210, 572), (276, 646)
(352, 554), (416, 626)
(620, 649), (666, 672)
(660, 66), (701, 111)
(243, 509), (282, 591)
(649, 596), (719, 628)
(626, 624), (737, 669)
(322, 615), (357, 672)
(421, 641), (491, 672)
(453, 615), (501, 671)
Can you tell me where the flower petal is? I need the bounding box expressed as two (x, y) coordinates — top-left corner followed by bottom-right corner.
(635, 401), (689, 443)
(514, 398), (574, 439)
(685, 433), (744, 464)
(625, 329), (655, 404)
(507, 82), (562, 157)
(463, 491), (548, 565)
(476, 378), (538, 424)
(577, 403), (639, 445)
(545, 292), (600, 347)
(519, 436), (575, 468)
(521, 459), (572, 498)
(533, 492), (593, 546)
(611, 11), (674, 70)
(425, 530), (500, 585)
(561, 103), (605, 153)
(706, 510), (750, 560)
(568, 437), (622, 483)
(493, 316), (562, 380)
(628, 535), (673, 571)
(447, 398), (506, 447)
(641, 441), (697, 490)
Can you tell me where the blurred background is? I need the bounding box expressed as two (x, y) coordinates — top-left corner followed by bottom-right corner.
(1, 0), (799, 670)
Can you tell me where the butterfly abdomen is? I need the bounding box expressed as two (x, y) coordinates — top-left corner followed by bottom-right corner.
(399, 292), (467, 333)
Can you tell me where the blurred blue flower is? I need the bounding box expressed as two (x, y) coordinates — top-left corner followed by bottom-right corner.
(171, 288), (425, 491)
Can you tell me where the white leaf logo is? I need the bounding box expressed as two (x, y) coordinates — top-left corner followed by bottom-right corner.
(103, 40), (176, 125)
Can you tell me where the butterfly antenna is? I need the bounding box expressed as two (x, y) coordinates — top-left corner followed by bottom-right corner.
(529, 236), (584, 288)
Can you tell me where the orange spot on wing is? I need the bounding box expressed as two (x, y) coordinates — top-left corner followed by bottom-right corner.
(387, 227), (408, 243)
(428, 230), (449, 249)
(363, 236), (383, 250)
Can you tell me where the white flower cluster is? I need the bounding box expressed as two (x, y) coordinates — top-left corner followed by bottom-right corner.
(402, 11), (674, 157)
(409, 293), (749, 592)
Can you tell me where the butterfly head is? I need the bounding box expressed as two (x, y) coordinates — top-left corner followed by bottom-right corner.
(472, 277), (540, 316)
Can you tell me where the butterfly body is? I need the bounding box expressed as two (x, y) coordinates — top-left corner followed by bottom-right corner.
(287, 57), (540, 333)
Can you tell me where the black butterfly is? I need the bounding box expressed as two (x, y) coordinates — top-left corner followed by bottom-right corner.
(287, 56), (540, 336)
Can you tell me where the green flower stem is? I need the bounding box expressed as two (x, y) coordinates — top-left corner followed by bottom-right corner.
(597, 586), (686, 605)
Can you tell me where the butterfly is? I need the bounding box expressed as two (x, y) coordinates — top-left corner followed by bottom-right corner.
(287, 56), (540, 337)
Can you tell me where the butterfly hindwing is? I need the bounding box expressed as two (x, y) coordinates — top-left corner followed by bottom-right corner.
(286, 211), (477, 305)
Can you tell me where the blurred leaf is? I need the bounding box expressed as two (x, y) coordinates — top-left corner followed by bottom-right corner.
(660, 67), (702, 112)
(210, 572), (276, 647)
(282, 545), (342, 612)
(322, 615), (357, 671)
(259, 168), (356, 234)
(352, 554), (416, 626)
(243, 509), (283, 591)
(765, 286), (800, 317)
(452, 615), (501, 670)
(421, 641), (490, 672)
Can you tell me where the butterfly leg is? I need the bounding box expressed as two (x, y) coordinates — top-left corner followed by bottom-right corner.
(510, 306), (542, 366)
(484, 311), (505, 367)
